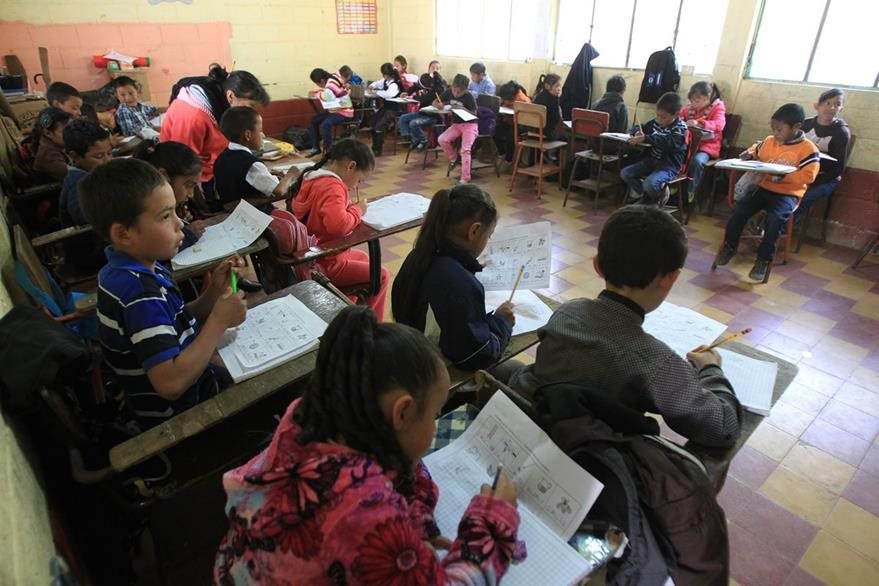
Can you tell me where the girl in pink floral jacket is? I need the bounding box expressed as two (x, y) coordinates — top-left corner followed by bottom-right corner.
(214, 306), (522, 585)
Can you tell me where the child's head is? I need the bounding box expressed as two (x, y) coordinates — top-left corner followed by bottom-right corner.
(32, 107), (71, 148)
(451, 74), (469, 97)
(63, 119), (112, 172)
(379, 62), (401, 85)
(535, 73), (562, 97)
(220, 106), (263, 150)
(770, 103), (806, 143)
(606, 75), (626, 95)
(655, 92), (683, 126)
(338, 65), (353, 82)
(293, 305), (449, 474)
(815, 88), (844, 124)
(208, 63), (271, 109)
(112, 76), (140, 107)
(393, 55), (409, 73)
(595, 206), (688, 312)
(469, 62), (486, 83)
(428, 60), (441, 75)
(291, 138), (375, 196)
(80, 158), (183, 264)
(47, 82), (83, 118)
(310, 68), (331, 88)
(134, 141), (202, 206)
(687, 81), (721, 110)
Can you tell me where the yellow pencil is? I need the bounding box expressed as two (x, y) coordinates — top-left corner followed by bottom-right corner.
(508, 265), (525, 302)
(698, 328), (752, 352)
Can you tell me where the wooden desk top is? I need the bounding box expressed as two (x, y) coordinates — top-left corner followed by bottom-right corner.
(292, 216), (424, 264)
(109, 280), (348, 472)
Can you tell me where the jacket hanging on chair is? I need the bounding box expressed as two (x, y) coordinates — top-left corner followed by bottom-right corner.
(561, 43), (599, 119)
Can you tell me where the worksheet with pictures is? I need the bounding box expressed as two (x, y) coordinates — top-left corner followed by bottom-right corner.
(477, 221), (552, 291)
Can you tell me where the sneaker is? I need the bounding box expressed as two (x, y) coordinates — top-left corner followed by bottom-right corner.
(749, 258), (770, 282)
(658, 186), (671, 207)
(414, 141), (427, 151)
(714, 244), (736, 266)
(458, 178), (470, 185)
(448, 159), (458, 173)
(304, 148), (321, 158)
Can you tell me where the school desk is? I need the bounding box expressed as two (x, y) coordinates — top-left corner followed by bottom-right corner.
(112, 134), (143, 157)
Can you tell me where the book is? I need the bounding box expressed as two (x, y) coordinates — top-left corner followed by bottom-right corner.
(171, 200), (272, 269)
(484, 289), (555, 336)
(423, 392), (604, 585)
(218, 294), (328, 383)
(361, 192), (431, 230)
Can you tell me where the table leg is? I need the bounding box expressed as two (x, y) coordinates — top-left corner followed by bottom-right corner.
(367, 238), (381, 295)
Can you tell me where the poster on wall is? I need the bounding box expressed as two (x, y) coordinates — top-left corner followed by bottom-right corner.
(336, 0), (378, 34)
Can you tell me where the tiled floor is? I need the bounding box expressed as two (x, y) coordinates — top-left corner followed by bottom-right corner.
(353, 146), (879, 585)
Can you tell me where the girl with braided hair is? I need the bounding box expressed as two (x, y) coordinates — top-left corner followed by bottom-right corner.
(215, 305), (522, 584)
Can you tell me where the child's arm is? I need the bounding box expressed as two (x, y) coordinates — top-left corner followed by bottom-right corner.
(698, 100), (726, 133)
(185, 258), (243, 322)
(374, 81), (400, 99)
(776, 151), (820, 187)
(315, 182), (362, 238)
(244, 161), (299, 199)
(647, 121), (687, 152)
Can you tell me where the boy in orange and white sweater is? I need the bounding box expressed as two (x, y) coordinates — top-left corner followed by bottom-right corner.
(715, 103), (820, 282)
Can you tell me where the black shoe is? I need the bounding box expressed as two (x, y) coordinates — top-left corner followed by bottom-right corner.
(237, 278), (263, 293)
(749, 258), (770, 282)
(715, 244), (736, 266)
(448, 159), (458, 174)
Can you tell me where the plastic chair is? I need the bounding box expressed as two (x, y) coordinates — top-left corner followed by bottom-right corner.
(563, 108), (621, 209)
(510, 102), (567, 198)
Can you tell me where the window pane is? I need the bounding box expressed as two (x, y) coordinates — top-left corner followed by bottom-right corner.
(554, 0), (595, 64)
(676, 0), (728, 74)
(628, 0), (679, 69)
(590, 0), (635, 68)
(509, 0), (549, 61)
(481, 0), (510, 60)
(808, 0), (879, 87)
(436, 0), (460, 57)
(748, 0), (824, 81)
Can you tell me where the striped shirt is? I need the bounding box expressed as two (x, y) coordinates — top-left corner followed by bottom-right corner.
(97, 247), (224, 426)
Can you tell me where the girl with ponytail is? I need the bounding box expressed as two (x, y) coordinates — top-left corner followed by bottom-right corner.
(215, 306), (522, 583)
(532, 73), (563, 141)
(680, 81), (727, 198)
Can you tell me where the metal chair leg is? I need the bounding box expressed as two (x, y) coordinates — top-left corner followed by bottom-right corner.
(564, 157), (581, 207)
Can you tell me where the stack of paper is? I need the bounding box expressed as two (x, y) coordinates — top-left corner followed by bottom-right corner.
(477, 221), (552, 291)
(361, 192), (431, 230)
(218, 295), (328, 383)
(715, 349), (777, 415)
(424, 392), (604, 585)
(714, 159), (796, 174)
(484, 290), (554, 336)
(171, 200), (272, 269)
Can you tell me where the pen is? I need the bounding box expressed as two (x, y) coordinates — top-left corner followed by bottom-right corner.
(698, 328), (752, 352)
(491, 465), (503, 490)
(230, 269), (238, 294)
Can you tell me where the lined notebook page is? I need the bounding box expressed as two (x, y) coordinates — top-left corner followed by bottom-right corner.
(716, 349), (777, 416)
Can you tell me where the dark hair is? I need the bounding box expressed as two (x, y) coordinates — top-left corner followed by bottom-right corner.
(534, 73), (562, 97)
(62, 118), (110, 156)
(818, 88), (844, 104)
(656, 91), (684, 116)
(469, 62), (486, 75)
(597, 205), (688, 288)
(380, 62), (402, 86)
(310, 68), (331, 85)
(29, 107), (71, 148)
(219, 106), (260, 143)
(392, 184), (497, 330)
(607, 75), (626, 93)
(207, 63), (270, 106)
(772, 102), (806, 126)
(46, 81), (81, 105)
(288, 138), (375, 200)
(339, 65), (353, 78)
(80, 103), (99, 123)
(428, 60), (440, 70)
(394, 55), (408, 69)
(498, 80), (528, 101)
(688, 81), (721, 103)
(111, 75), (140, 91)
(134, 140), (202, 179)
(293, 305), (444, 479)
(79, 158), (167, 242)
(451, 74), (469, 90)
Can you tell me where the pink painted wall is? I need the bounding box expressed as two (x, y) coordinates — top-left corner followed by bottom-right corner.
(0, 21), (232, 105)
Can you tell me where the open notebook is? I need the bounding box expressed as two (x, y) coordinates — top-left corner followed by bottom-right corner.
(171, 200), (272, 269)
(361, 192), (431, 230)
(424, 392), (604, 585)
(217, 295), (328, 383)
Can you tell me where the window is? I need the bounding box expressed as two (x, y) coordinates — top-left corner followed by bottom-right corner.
(554, 0), (728, 74)
(748, 0), (879, 88)
(436, 0), (550, 62)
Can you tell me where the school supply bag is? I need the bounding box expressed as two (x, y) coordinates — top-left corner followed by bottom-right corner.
(282, 126), (312, 150)
(638, 47), (680, 104)
(476, 106), (497, 136)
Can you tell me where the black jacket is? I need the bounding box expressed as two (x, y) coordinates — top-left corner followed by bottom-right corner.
(593, 91), (629, 134)
(561, 43), (599, 118)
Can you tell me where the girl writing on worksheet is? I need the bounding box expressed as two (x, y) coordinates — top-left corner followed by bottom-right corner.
(369, 62), (404, 155)
(393, 184), (520, 377)
(679, 81), (726, 200)
(214, 305), (522, 583)
(288, 138), (389, 319)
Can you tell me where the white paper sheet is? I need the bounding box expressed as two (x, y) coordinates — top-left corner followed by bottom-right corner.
(451, 108), (477, 122)
(715, 349), (777, 416)
(103, 50), (137, 64)
(484, 289), (554, 336)
(361, 192), (431, 230)
(714, 158), (796, 175)
(477, 222), (552, 291)
(424, 392), (602, 585)
(600, 132), (634, 142)
(499, 106), (515, 116)
(171, 200), (272, 269)
(270, 160), (317, 173)
(420, 104), (452, 113)
(642, 302), (728, 358)
(149, 114), (164, 130)
(217, 295), (328, 383)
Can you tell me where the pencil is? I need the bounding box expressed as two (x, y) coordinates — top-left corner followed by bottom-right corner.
(508, 265), (525, 303)
(491, 465), (503, 490)
(698, 328), (752, 352)
(230, 269), (238, 294)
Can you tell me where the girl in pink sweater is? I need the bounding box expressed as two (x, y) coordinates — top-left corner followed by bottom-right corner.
(678, 81), (726, 199)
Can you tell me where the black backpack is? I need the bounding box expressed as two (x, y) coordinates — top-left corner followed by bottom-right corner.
(638, 47), (680, 103)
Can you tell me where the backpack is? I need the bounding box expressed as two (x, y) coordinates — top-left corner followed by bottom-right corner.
(282, 126), (312, 150)
(638, 47), (680, 104)
(476, 106), (497, 136)
(256, 208), (316, 294)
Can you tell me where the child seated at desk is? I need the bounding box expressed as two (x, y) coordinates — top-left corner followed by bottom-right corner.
(393, 184), (520, 377)
(714, 103), (820, 282)
(679, 81), (726, 200)
(214, 305), (522, 583)
(47, 81), (84, 118)
(394, 54), (420, 91)
(24, 107), (71, 183)
(398, 61), (446, 151)
(620, 92), (688, 206)
(112, 75), (159, 138)
(214, 106), (299, 212)
(369, 63), (403, 156)
(290, 138), (390, 320)
(305, 68), (354, 157)
(508, 206), (742, 448)
(468, 62), (496, 96)
(593, 75), (629, 134)
(532, 73), (563, 142)
(495, 80), (531, 165)
(80, 158), (246, 428)
(436, 74), (479, 184)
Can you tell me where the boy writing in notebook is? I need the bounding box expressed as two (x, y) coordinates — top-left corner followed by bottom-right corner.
(80, 158), (246, 428)
(509, 206), (742, 447)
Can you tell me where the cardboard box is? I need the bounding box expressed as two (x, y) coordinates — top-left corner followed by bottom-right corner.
(110, 68), (151, 102)
(7, 96), (49, 134)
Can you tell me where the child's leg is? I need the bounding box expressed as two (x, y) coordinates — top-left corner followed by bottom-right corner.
(458, 123), (479, 181)
(438, 124), (464, 163)
(642, 167), (680, 203)
(792, 179), (839, 225)
(320, 113), (348, 151)
(723, 189), (769, 251)
(409, 116), (434, 144)
(620, 159), (653, 197)
(398, 112), (415, 137)
(688, 151), (711, 196)
(758, 193), (798, 261)
(323, 249), (389, 321)
(308, 112), (329, 149)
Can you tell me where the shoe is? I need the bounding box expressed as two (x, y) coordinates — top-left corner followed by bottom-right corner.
(625, 188), (643, 204)
(414, 141), (427, 151)
(658, 185), (671, 207)
(458, 178), (470, 184)
(714, 244), (736, 266)
(305, 148), (321, 158)
(448, 159), (458, 173)
(749, 258), (770, 282)
(237, 277), (263, 293)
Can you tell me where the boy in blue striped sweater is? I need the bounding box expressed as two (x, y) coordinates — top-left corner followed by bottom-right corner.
(80, 158), (246, 428)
